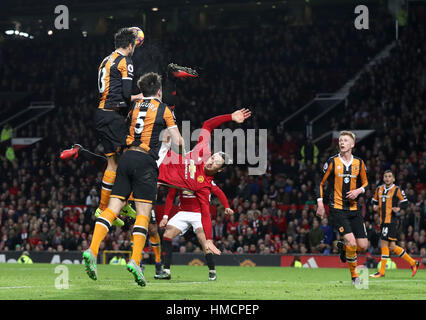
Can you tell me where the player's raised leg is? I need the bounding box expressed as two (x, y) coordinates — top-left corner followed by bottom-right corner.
(60, 143), (125, 226)
(167, 63), (198, 80)
(60, 144), (107, 165)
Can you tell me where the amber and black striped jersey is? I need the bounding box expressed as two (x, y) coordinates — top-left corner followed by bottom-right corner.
(126, 98), (176, 160)
(372, 184), (408, 224)
(98, 50), (134, 110)
(317, 154), (368, 211)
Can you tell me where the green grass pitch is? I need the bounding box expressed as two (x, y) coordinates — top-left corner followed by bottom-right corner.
(0, 263), (424, 300)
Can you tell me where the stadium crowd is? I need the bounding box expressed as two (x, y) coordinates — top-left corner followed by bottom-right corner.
(0, 15), (424, 260)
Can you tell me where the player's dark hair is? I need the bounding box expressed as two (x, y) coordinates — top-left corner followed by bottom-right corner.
(114, 28), (136, 49)
(217, 151), (233, 169)
(137, 72), (162, 97)
(384, 170), (394, 176)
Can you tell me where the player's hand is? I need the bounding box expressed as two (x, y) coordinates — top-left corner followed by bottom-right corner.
(224, 208), (234, 215)
(159, 217), (168, 228)
(316, 204), (325, 219)
(206, 240), (221, 255)
(373, 205), (379, 212)
(131, 93), (144, 102)
(232, 108), (251, 123)
(392, 207), (400, 213)
(346, 188), (362, 200)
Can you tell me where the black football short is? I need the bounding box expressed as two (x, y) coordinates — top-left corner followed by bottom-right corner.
(329, 208), (367, 239)
(94, 109), (127, 156)
(110, 150), (159, 203)
(380, 223), (398, 242)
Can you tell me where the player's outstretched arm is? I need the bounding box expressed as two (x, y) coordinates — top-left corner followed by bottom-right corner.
(168, 126), (185, 155)
(231, 108), (251, 123)
(211, 184), (233, 214)
(193, 108), (252, 159)
(197, 188), (214, 239)
(197, 190), (221, 255)
(160, 187), (178, 228)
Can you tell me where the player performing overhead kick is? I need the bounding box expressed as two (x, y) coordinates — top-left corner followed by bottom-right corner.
(153, 108), (251, 248)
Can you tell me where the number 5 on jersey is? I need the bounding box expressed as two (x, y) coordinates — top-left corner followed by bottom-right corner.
(135, 110), (146, 134)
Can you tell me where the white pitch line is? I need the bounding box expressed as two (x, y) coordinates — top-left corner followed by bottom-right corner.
(0, 285), (74, 289)
(369, 279), (426, 282)
(99, 280), (208, 285)
(0, 286), (35, 289)
(329, 280), (426, 284)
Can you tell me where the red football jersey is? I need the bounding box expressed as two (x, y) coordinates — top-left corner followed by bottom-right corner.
(165, 183), (229, 215)
(163, 183), (229, 240)
(158, 114), (233, 240)
(158, 154), (214, 193)
(158, 114), (232, 192)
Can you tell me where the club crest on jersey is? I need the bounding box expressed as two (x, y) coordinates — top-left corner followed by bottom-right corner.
(344, 177), (350, 184)
(197, 175), (205, 183)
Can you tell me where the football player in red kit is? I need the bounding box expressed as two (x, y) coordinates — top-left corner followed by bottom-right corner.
(158, 182), (233, 280)
(157, 108), (251, 241)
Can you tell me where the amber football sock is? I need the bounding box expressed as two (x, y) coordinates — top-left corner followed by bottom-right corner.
(150, 234), (162, 263)
(131, 215), (150, 265)
(99, 170), (116, 211)
(345, 245), (358, 278)
(90, 208), (117, 256)
(379, 246), (390, 275)
(393, 246), (415, 267)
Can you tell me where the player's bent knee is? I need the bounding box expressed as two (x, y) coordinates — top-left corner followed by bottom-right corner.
(106, 157), (119, 171)
(356, 239), (368, 252)
(164, 225), (181, 239)
(358, 244), (368, 252)
(108, 197), (126, 214)
(347, 241), (357, 248)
